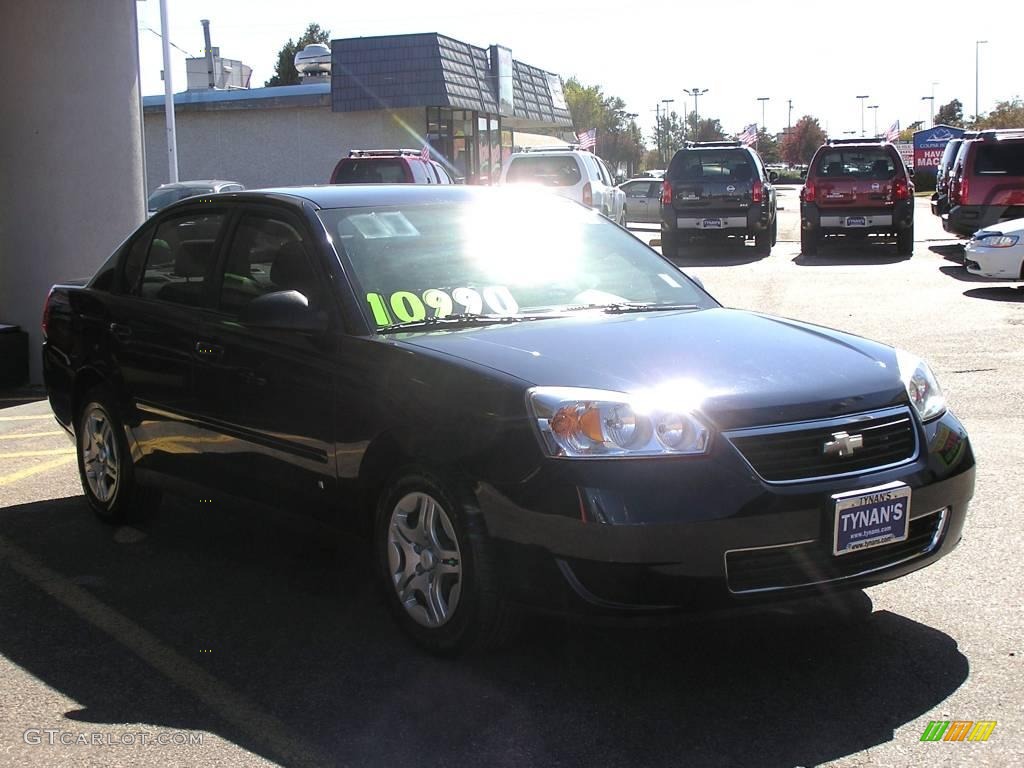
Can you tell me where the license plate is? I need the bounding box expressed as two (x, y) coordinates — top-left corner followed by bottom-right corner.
(702, 218), (722, 228)
(832, 481), (911, 556)
(844, 216), (867, 227)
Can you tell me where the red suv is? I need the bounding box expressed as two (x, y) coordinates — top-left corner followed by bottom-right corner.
(330, 149), (454, 185)
(800, 139), (915, 255)
(944, 129), (1024, 238)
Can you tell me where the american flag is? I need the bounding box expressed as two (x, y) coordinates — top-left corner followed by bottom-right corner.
(420, 144), (430, 161)
(739, 123), (758, 147)
(884, 120), (900, 143)
(577, 128), (597, 150)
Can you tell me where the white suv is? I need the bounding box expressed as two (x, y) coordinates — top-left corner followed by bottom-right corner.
(500, 147), (627, 225)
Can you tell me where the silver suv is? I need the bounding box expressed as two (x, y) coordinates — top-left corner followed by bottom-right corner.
(500, 147), (627, 225)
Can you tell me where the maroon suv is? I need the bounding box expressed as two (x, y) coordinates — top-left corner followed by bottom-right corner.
(800, 139), (915, 255)
(944, 130), (1024, 238)
(330, 149), (454, 185)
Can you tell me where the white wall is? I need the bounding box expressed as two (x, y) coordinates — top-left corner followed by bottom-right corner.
(0, 0), (146, 384)
(143, 107), (425, 191)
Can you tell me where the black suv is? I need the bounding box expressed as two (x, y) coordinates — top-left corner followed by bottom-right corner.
(660, 141), (778, 257)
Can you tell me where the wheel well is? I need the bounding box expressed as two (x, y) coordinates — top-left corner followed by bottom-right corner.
(71, 369), (106, 426)
(356, 433), (412, 534)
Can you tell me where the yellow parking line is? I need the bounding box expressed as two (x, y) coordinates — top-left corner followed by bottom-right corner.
(0, 431), (64, 440)
(0, 535), (328, 768)
(0, 448), (76, 459)
(0, 455), (77, 486)
(0, 414), (53, 421)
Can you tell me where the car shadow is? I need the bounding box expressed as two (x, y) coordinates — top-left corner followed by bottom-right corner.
(938, 265), (1002, 283)
(667, 240), (771, 268)
(963, 286), (1024, 302)
(0, 494), (970, 768)
(793, 239), (910, 266)
(929, 243), (965, 263)
(0, 387), (46, 411)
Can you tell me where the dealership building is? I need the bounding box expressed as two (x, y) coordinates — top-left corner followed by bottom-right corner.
(142, 33), (575, 190)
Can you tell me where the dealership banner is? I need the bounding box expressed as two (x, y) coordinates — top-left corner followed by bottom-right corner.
(913, 125), (965, 170)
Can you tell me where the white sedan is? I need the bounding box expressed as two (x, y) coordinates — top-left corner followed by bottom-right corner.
(965, 217), (1024, 280)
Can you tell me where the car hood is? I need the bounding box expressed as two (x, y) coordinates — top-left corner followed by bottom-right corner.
(392, 307), (908, 430)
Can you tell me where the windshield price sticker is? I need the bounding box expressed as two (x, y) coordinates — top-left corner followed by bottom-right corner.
(365, 287), (519, 326)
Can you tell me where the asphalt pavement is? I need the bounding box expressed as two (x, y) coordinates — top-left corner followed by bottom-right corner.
(1, 193), (1021, 767)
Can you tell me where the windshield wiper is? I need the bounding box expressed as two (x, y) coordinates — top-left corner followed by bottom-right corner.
(377, 313), (562, 334)
(564, 302), (702, 315)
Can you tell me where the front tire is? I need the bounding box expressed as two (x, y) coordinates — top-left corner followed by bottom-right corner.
(374, 468), (510, 654)
(76, 388), (160, 523)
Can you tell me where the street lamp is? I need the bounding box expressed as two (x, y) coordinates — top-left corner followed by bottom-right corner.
(661, 98), (675, 163)
(868, 104), (879, 137)
(920, 96), (934, 127)
(856, 95), (869, 137)
(976, 40), (988, 125)
(683, 87), (709, 136)
(756, 97), (770, 147)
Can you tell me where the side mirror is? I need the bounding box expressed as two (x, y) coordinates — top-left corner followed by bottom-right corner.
(800, 169), (808, 180)
(239, 290), (327, 333)
(907, 167), (915, 178)
(769, 170), (779, 182)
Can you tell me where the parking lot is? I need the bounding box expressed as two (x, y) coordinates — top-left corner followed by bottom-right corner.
(1, 192), (1021, 767)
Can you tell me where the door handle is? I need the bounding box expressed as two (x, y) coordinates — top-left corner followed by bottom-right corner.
(194, 340), (225, 360)
(109, 322), (132, 341)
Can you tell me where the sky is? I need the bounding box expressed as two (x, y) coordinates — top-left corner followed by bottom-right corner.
(136, 0), (1022, 141)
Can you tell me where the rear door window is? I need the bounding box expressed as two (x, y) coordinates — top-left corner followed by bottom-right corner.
(974, 144), (1024, 175)
(334, 159), (409, 183)
(815, 149), (897, 179)
(506, 156), (582, 187)
(136, 213), (227, 307)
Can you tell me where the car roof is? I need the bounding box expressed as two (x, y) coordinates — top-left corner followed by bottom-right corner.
(154, 180), (240, 190)
(186, 184), (508, 210)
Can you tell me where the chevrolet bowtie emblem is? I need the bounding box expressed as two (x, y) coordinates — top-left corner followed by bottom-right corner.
(823, 431), (864, 457)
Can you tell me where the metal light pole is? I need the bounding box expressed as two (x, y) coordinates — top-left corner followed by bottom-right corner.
(787, 99), (793, 134)
(975, 40), (988, 125)
(868, 105), (879, 137)
(920, 96), (934, 127)
(661, 99), (675, 162)
(683, 88), (708, 138)
(159, 0), (179, 183)
(757, 97), (769, 147)
(654, 103), (662, 166)
(856, 95), (869, 137)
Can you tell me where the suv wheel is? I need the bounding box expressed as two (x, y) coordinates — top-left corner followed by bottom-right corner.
(375, 467), (512, 654)
(660, 232), (678, 259)
(754, 228), (772, 255)
(800, 228), (819, 256)
(771, 216), (778, 247)
(896, 225), (914, 256)
(76, 388), (161, 523)
(618, 209), (627, 228)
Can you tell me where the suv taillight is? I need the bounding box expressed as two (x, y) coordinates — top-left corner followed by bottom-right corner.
(661, 180), (673, 205)
(801, 181), (816, 203)
(582, 182), (593, 208)
(950, 172), (962, 205)
(893, 175), (910, 200)
(959, 173), (970, 205)
(42, 287), (55, 339)
(751, 179), (764, 204)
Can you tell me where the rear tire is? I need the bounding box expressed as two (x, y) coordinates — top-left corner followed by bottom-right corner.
(660, 231), (679, 259)
(618, 209), (627, 228)
(800, 228), (819, 256)
(374, 467), (513, 654)
(896, 225), (914, 255)
(770, 216), (778, 246)
(754, 228), (772, 255)
(76, 388), (160, 524)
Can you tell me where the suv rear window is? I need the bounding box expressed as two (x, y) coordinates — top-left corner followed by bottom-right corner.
(814, 149), (896, 180)
(334, 159), (408, 183)
(668, 151), (753, 181)
(974, 144), (1024, 175)
(506, 156), (582, 187)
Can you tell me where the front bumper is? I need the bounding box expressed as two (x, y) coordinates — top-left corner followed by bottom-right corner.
(964, 242), (1024, 279)
(479, 408), (974, 616)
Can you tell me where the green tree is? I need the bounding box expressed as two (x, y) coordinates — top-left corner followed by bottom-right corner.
(977, 98), (1024, 129)
(935, 98), (964, 127)
(652, 111), (687, 162)
(563, 77), (645, 178)
(755, 129), (780, 164)
(781, 115), (827, 165)
(687, 111), (725, 142)
(265, 23), (331, 87)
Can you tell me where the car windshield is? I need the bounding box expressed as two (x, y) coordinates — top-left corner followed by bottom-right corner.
(505, 156), (582, 187)
(147, 186), (213, 211)
(318, 194), (713, 330)
(815, 149), (896, 180)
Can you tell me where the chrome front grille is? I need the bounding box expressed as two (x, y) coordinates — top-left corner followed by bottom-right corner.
(725, 406), (919, 483)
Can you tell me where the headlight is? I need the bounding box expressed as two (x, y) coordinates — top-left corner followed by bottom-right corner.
(973, 232), (1019, 248)
(895, 350), (946, 422)
(527, 387), (710, 458)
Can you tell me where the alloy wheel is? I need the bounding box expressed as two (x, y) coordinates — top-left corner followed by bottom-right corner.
(81, 405), (119, 503)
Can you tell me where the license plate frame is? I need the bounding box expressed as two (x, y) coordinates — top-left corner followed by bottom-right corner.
(844, 216), (867, 227)
(832, 481), (912, 556)
(701, 218), (723, 229)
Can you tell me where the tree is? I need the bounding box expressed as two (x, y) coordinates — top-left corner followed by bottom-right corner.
(755, 129), (780, 164)
(976, 98), (1024, 129)
(563, 77), (645, 178)
(781, 115), (827, 165)
(687, 111), (725, 142)
(265, 23), (331, 87)
(935, 98), (964, 127)
(652, 111), (686, 162)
